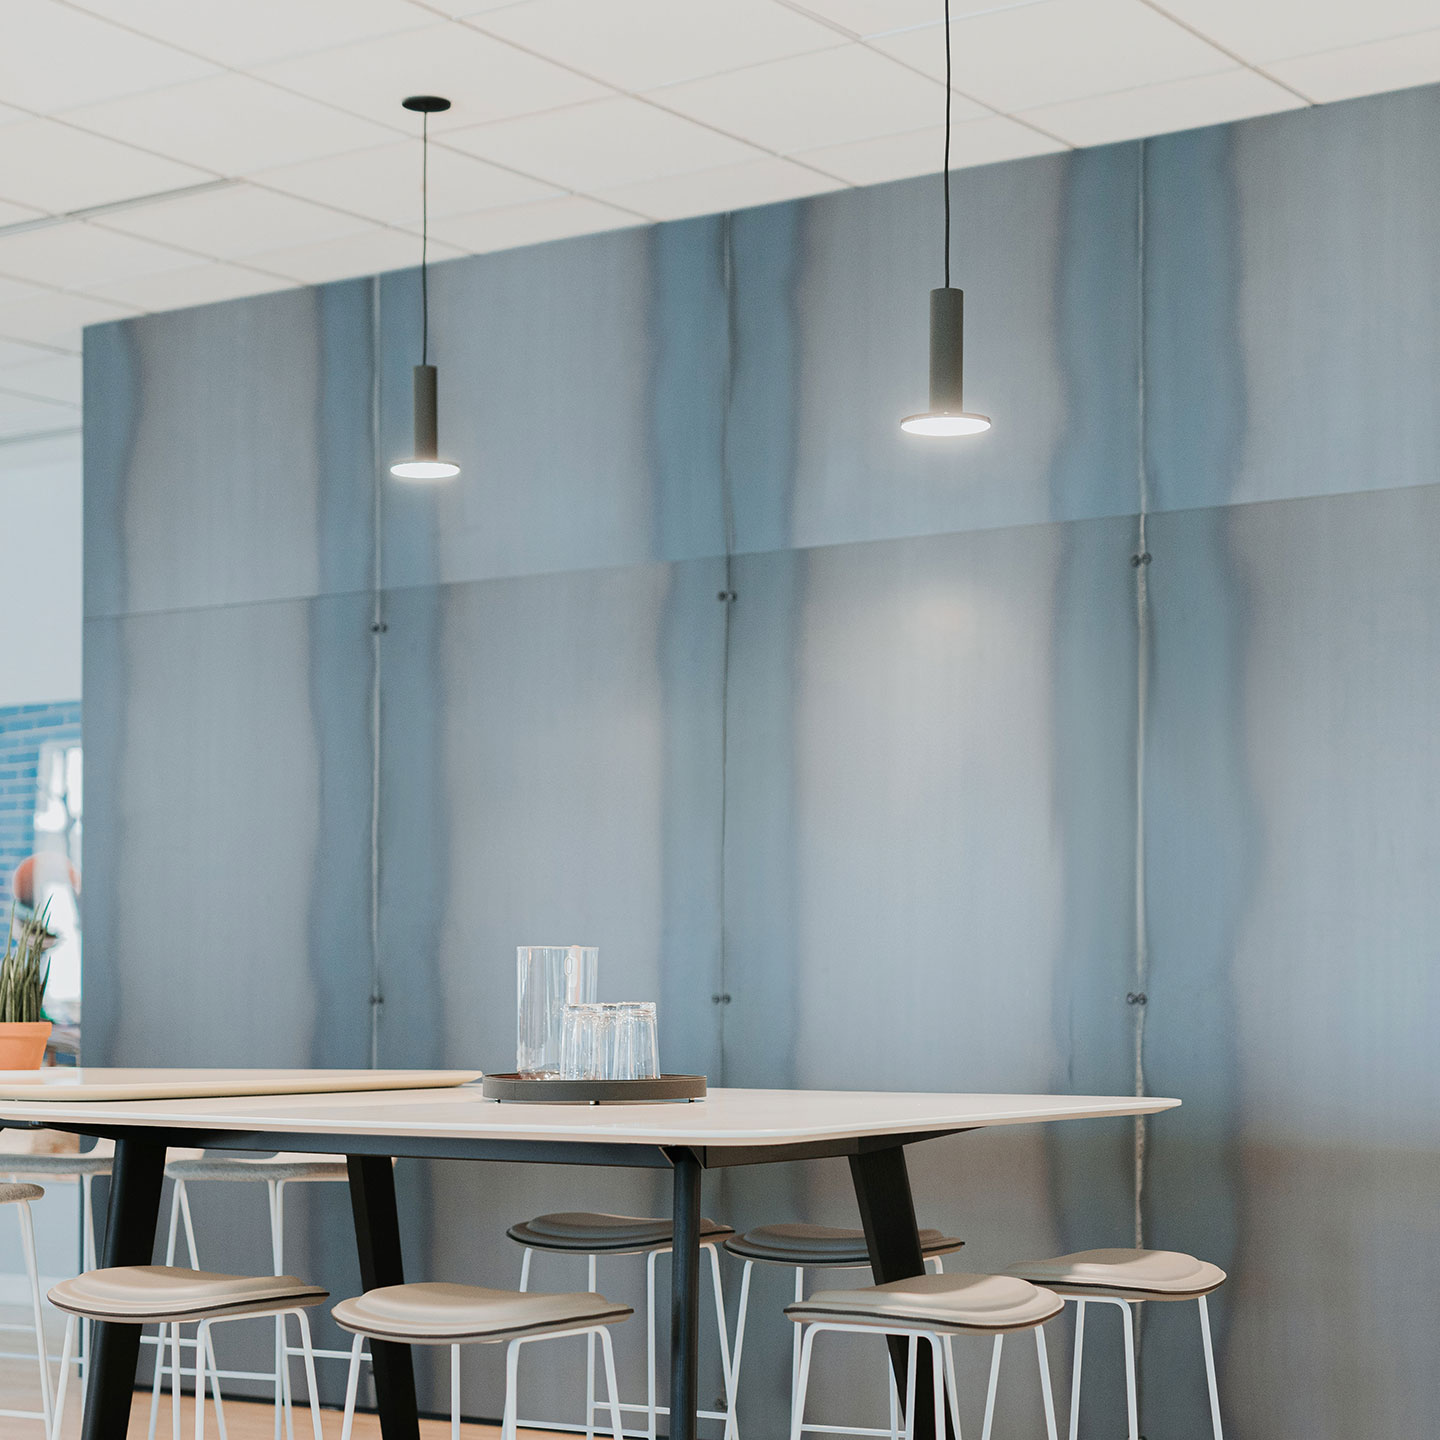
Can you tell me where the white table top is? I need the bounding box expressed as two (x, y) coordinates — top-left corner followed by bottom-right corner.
(0, 1068), (480, 1102)
(0, 1078), (1178, 1148)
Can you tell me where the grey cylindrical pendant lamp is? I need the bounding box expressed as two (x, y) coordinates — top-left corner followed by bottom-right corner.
(391, 95), (461, 482)
(901, 288), (990, 437)
(391, 364), (458, 479)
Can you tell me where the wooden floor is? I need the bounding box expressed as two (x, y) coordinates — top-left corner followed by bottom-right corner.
(20, 1390), (562, 1439)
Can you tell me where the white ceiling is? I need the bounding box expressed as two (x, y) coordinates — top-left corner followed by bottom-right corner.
(1, 0), (1437, 442)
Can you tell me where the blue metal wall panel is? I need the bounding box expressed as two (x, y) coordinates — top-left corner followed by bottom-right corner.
(82, 281), (375, 619)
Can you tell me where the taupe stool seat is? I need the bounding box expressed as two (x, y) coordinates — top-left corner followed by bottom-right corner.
(1004, 1250), (1226, 1440)
(0, 1182), (51, 1432)
(49, 1266), (329, 1440)
(151, 1150), (355, 1440)
(333, 1283), (635, 1440)
(508, 1210), (734, 1253)
(3, 1137), (114, 1428)
(786, 1274), (1062, 1440)
(509, 1211), (737, 1440)
(724, 1224), (964, 1440)
(165, 1154), (350, 1185)
(726, 1224), (963, 1267)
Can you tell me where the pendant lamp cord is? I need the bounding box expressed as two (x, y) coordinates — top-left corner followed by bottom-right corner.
(421, 109), (430, 367)
(943, 0), (952, 289)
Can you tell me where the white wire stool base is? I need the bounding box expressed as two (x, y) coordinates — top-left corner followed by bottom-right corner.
(145, 1175), (368, 1440)
(1066, 1294), (1223, 1440)
(338, 1322), (628, 1440)
(731, 1254), (950, 1440)
(0, 1194), (52, 1429)
(514, 1242), (736, 1440)
(57, 1306), (325, 1440)
(790, 1320), (1059, 1440)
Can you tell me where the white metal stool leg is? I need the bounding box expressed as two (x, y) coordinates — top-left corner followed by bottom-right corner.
(1035, 1325), (1058, 1440)
(1198, 1296), (1223, 1440)
(50, 1313), (78, 1440)
(586, 1253), (598, 1440)
(149, 1179), (187, 1440)
(598, 1326), (627, 1440)
(979, 1335), (1002, 1440)
(15, 1196), (54, 1431)
(727, 1259), (754, 1440)
(1067, 1300), (1085, 1440)
(646, 1250), (659, 1440)
(1119, 1301), (1139, 1440)
(790, 1325), (819, 1440)
(338, 1332), (365, 1440)
(451, 1343), (462, 1440)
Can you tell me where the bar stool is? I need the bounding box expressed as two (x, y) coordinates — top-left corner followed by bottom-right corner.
(0, 1182), (52, 1433)
(334, 1281), (633, 1440)
(1004, 1249), (1226, 1440)
(724, 1224), (964, 1440)
(1, 1142), (113, 1430)
(786, 1272), (1063, 1440)
(49, 1265), (329, 1440)
(149, 1152), (353, 1440)
(509, 1211), (736, 1439)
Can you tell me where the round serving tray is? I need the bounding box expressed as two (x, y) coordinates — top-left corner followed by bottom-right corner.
(482, 1073), (707, 1104)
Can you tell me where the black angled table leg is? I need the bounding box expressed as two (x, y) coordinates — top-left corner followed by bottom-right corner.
(81, 1135), (166, 1440)
(348, 1155), (420, 1440)
(667, 1146), (703, 1440)
(850, 1146), (956, 1440)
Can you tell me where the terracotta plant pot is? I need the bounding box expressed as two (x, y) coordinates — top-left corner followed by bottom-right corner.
(0, 1022), (52, 1069)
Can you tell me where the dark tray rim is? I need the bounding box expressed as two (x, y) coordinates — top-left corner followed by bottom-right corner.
(481, 1073), (707, 1104)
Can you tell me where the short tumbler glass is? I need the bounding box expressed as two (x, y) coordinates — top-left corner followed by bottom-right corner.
(560, 1001), (659, 1081)
(517, 946), (598, 1077)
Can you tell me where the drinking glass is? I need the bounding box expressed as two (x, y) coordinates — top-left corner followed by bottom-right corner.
(560, 1003), (610, 1080)
(516, 946), (598, 1077)
(606, 1002), (659, 1080)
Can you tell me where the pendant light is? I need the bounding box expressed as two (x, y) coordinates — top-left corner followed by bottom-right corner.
(900, 0), (990, 438)
(391, 95), (460, 481)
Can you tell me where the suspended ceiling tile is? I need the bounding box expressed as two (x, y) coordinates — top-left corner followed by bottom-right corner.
(782, 0), (1044, 39)
(650, 43), (984, 156)
(244, 226), (464, 284)
(0, 335), (74, 366)
(89, 261), (297, 314)
(0, 221), (202, 290)
(0, 0), (215, 114)
(1265, 29), (1440, 103)
(426, 195), (645, 255)
(1019, 67), (1306, 149)
(0, 389), (79, 439)
(62, 73), (398, 177)
(1145, 0), (1440, 66)
(254, 21), (609, 133)
(0, 353), (83, 405)
(253, 140), (558, 229)
(875, 0), (1233, 114)
(0, 119), (212, 214)
(95, 184), (375, 261)
(794, 113), (1064, 185)
(0, 291), (137, 347)
(0, 277), (54, 313)
(64, 0), (437, 69)
(598, 155), (847, 221)
(474, 0), (845, 92)
(0, 199), (45, 227)
(444, 96), (761, 192)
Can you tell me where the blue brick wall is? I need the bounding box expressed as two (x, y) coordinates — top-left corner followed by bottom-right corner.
(0, 701), (82, 913)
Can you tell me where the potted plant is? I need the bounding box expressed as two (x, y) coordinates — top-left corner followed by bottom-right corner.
(0, 901), (54, 1069)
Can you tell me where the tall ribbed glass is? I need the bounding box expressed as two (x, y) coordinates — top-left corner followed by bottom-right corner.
(516, 945), (598, 1077)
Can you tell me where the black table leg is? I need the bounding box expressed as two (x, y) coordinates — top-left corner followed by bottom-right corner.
(667, 1146), (703, 1440)
(81, 1135), (166, 1440)
(347, 1155), (420, 1440)
(850, 1146), (955, 1440)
